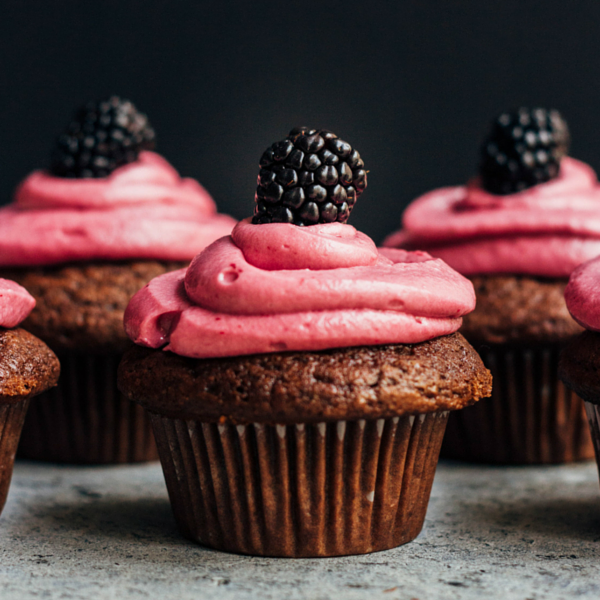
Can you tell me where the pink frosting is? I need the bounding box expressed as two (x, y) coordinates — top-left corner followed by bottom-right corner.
(0, 279), (35, 328)
(565, 256), (600, 331)
(231, 221), (380, 270)
(383, 157), (600, 277)
(0, 152), (236, 266)
(124, 219), (476, 358)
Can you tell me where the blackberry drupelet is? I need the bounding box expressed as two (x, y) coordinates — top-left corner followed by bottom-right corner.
(253, 127), (367, 225)
(50, 96), (156, 178)
(479, 108), (570, 195)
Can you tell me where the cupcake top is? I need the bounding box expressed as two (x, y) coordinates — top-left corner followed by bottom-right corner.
(0, 278), (35, 328)
(119, 332), (491, 422)
(383, 108), (600, 278)
(0, 97), (235, 267)
(125, 127), (476, 359)
(0, 279), (59, 405)
(564, 256), (600, 331)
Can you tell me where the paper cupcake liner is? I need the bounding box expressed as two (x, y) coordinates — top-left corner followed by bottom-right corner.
(584, 402), (600, 483)
(0, 399), (29, 515)
(18, 351), (157, 464)
(442, 343), (593, 464)
(149, 411), (449, 557)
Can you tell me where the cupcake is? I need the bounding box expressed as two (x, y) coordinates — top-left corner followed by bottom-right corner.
(383, 108), (597, 464)
(560, 257), (600, 479)
(0, 279), (59, 514)
(118, 127), (492, 557)
(0, 97), (236, 464)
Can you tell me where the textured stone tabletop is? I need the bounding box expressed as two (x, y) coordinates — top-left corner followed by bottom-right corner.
(1, 460), (599, 600)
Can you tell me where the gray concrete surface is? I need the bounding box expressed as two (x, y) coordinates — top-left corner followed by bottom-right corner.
(1, 460), (599, 600)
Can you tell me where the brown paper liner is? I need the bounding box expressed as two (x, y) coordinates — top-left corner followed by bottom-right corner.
(149, 411), (448, 557)
(442, 343), (594, 464)
(584, 402), (600, 484)
(18, 351), (157, 464)
(0, 399), (29, 515)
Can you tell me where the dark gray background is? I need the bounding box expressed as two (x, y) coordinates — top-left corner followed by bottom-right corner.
(2, 1), (600, 244)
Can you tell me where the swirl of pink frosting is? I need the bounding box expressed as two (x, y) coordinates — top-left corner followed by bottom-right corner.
(124, 219), (476, 358)
(382, 157), (600, 277)
(564, 256), (600, 331)
(0, 152), (236, 266)
(0, 279), (35, 328)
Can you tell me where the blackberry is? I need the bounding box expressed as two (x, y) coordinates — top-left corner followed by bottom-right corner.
(50, 96), (156, 178)
(253, 127), (367, 225)
(479, 108), (570, 195)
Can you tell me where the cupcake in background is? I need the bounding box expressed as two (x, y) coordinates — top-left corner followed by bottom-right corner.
(118, 127), (491, 557)
(0, 279), (59, 514)
(0, 96), (236, 464)
(560, 257), (600, 481)
(383, 108), (597, 464)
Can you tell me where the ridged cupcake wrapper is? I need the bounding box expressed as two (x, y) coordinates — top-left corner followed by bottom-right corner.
(0, 399), (29, 515)
(584, 402), (600, 483)
(442, 344), (594, 464)
(18, 351), (157, 464)
(150, 411), (449, 557)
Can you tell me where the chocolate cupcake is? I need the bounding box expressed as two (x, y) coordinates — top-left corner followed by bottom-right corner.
(118, 128), (492, 557)
(560, 257), (600, 482)
(0, 96), (236, 464)
(0, 279), (59, 514)
(383, 108), (597, 464)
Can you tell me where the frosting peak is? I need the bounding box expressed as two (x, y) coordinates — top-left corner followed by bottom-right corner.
(125, 222), (476, 358)
(231, 219), (379, 270)
(14, 152), (214, 211)
(0, 152), (236, 267)
(457, 157), (597, 212)
(0, 279), (35, 328)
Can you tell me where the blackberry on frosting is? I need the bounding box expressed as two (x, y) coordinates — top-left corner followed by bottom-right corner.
(50, 96), (156, 178)
(253, 127), (367, 225)
(479, 108), (570, 195)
